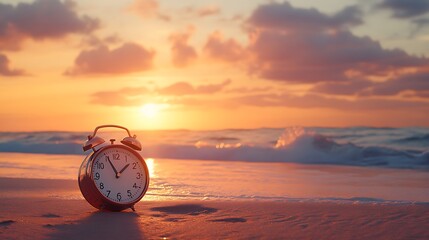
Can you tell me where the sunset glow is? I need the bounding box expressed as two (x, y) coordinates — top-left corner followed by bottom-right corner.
(140, 103), (162, 118)
(0, 0), (428, 131)
(145, 158), (155, 177)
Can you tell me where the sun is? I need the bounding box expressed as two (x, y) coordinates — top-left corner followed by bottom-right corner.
(139, 103), (169, 118)
(140, 103), (159, 118)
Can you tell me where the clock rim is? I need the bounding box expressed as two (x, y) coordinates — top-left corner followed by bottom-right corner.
(80, 144), (150, 211)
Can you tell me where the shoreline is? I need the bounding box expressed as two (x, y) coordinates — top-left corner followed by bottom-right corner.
(1, 177), (428, 205)
(1, 152), (429, 203)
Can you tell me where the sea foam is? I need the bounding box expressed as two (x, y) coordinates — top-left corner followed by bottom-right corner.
(0, 127), (428, 170)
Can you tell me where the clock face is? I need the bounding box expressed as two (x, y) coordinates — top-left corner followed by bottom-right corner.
(92, 146), (148, 204)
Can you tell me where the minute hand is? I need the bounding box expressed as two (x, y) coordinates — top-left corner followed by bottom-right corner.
(117, 164), (130, 178)
(107, 158), (119, 177)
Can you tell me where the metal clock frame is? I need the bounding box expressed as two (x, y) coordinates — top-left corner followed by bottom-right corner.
(78, 125), (150, 212)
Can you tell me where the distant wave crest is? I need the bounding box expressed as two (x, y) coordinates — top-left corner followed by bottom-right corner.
(0, 128), (428, 170)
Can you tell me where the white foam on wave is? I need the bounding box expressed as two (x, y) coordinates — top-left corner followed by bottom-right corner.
(139, 127), (429, 169)
(0, 127), (428, 169)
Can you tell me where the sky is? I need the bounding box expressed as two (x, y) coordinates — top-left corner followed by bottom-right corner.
(1, 0), (429, 131)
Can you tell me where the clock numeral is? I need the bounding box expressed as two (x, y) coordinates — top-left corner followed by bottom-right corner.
(113, 153), (120, 160)
(136, 172), (141, 179)
(99, 182), (104, 189)
(94, 172), (100, 180)
(106, 190), (111, 197)
(117, 193), (122, 201)
(96, 162), (104, 169)
(133, 183), (139, 188)
(105, 156), (110, 162)
(127, 190), (132, 197)
(132, 162), (137, 169)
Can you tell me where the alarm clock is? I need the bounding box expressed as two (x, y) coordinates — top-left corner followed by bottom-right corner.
(78, 125), (150, 212)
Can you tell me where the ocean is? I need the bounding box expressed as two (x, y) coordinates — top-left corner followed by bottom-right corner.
(1, 127), (428, 203)
(0, 126), (428, 170)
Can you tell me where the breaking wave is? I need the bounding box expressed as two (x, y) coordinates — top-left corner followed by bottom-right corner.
(0, 127), (428, 170)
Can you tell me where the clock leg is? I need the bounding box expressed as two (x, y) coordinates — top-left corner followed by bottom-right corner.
(130, 205), (136, 212)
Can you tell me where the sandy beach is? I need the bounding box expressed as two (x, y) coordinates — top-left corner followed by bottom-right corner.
(1, 152), (429, 239)
(1, 178), (428, 240)
(0, 173), (429, 239)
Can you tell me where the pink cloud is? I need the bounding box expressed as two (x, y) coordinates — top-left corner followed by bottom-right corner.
(246, 2), (429, 84)
(231, 92), (429, 111)
(157, 79), (231, 96)
(91, 87), (150, 106)
(91, 80), (232, 106)
(0, 0), (99, 75)
(0, 0), (99, 50)
(157, 82), (194, 96)
(204, 31), (244, 62)
(169, 28), (197, 67)
(312, 71), (429, 98)
(196, 6), (220, 17)
(0, 54), (25, 76)
(185, 5), (221, 17)
(248, 3), (362, 32)
(226, 86), (272, 94)
(311, 79), (373, 95)
(367, 71), (429, 96)
(128, 0), (171, 21)
(65, 43), (155, 76)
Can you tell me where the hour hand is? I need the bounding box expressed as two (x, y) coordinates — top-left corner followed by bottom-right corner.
(107, 158), (119, 177)
(118, 164), (130, 177)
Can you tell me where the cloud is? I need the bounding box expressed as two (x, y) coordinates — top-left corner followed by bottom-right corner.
(128, 0), (157, 17)
(91, 80), (232, 106)
(411, 91), (429, 98)
(128, 0), (170, 21)
(369, 71), (429, 96)
(246, 2), (429, 84)
(226, 86), (272, 94)
(312, 71), (429, 98)
(185, 5), (221, 17)
(90, 76), (429, 111)
(248, 2), (362, 32)
(81, 34), (122, 48)
(196, 6), (220, 17)
(165, 90), (429, 111)
(204, 31), (244, 62)
(410, 18), (429, 36)
(0, 0), (99, 75)
(376, 0), (429, 18)
(169, 28), (197, 67)
(311, 80), (373, 95)
(65, 42), (155, 76)
(0, 0), (99, 50)
(157, 79), (231, 96)
(91, 87), (150, 106)
(0, 54), (25, 76)
(231, 92), (429, 110)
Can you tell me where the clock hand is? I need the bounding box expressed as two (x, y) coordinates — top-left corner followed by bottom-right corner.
(117, 164), (130, 178)
(107, 158), (119, 178)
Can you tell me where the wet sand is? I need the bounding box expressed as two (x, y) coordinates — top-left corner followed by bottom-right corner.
(1, 178), (429, 239)
(1, 152), (429, 203)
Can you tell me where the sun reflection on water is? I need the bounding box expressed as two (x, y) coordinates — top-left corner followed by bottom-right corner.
(145, 158), (155, 178)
